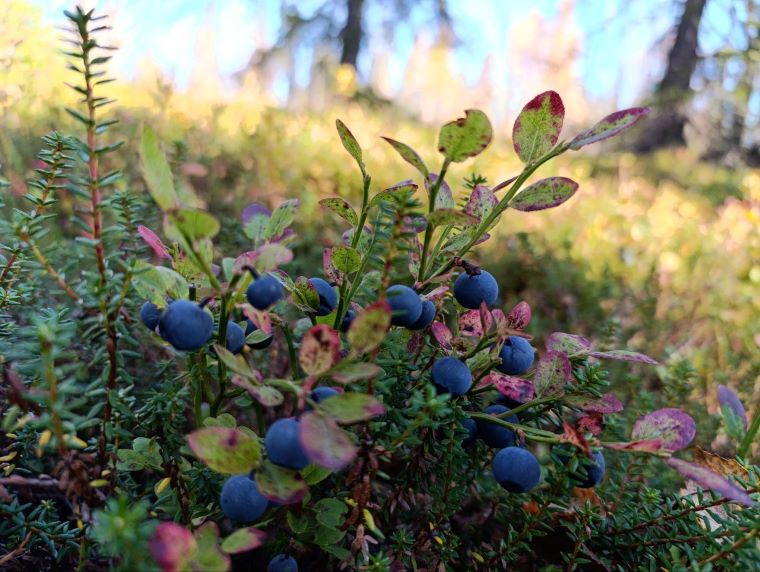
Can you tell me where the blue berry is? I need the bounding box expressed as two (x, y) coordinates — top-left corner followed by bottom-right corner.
(220, 474), (268, 522)
(140, 301), (161, 331)
(246, 274), (284, 310)
(431, 357), (472, 396)
(558, 449), (606, 488)
(245, 320), (274, 349)
(265, 418), (310, 470)
(386, 285), (422, 327)
(340, 310), (356, 333)
(477, 405), (518, 448)
(492, 447), (541, 492)
(311, 386), (339, 403)
(497, 336), (534, 375)
(225, 321), (245, 355)
(453, 270), (499, 309)
(158, 300), (214, 351)
(461, 418), (478, 446)
(408, 300), (435, 330)
(309, 278), (337, 316)
(268, 554), (298, 572)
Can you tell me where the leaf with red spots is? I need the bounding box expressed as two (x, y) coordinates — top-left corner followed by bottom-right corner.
(512, 91), (565, 163)
(348, 301), (391, 355)
(438, 109), (493, 163)
(464, 185), (497, 221)
(238, 305), (272, 335)
(335, 119), (366, 175)
(589, 349), (658, 365)
(220, 527), (267, 555)
(511, 177), (578, 212)
(319, 197), (358, 226)
(382, 137), (430, 180)
(632, 408), (696, 452)
(546, 332), (592, 354)
(578, 412), (605, 436)
(138, 225), (170, 259)
(427, 209), (479, 228)
(431, 321), (454, 350)
(186, 427), (262, 474)
(480, 371), (535, 404)
(506, 301), (531, 330)
(533, 350), (572, 398)
(667, 457), (755, 507)
(569, 107), (651, 150)
(300, 412), (357, 471)
(323, 248), (342, 286)
(300, 325), (341, 377)
(370, 181), (418, 207)
(459, 309), (492, 337)
(426, 173), (454, 209)
(255, 461), (308, 505)
(575, 393), (624, 414)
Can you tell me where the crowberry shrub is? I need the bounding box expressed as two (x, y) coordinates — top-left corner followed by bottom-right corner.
(0, 6), (758, 572)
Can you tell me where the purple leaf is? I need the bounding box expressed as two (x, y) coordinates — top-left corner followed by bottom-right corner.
(511, 177), (579, 212)
(580, 393), (624, 414)
(546, 332), (592, 354)
(589, 350), (658, 365)
(718, 385), (748, 430)
(464, 185), (497, 221)
(137, 225), (170, 259)
(299, 412), (357, 471)
(512, 91), (565, 163)
(255, 461), (307, 505)
(299, 325), (341, 377)
(667, 457), (755, 507)
(459, 309), (492, 337)
(569, 107), (651, 150)
(480, 372), (534, 404)
(241, 203), (271, 225)
(506, 301), (531, 330)
(431, 322), (453, 350)
(632, 408), (696, 452)
(533, 350), (572, 398)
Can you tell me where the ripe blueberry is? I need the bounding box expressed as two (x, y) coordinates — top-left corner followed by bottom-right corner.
(220, 474), (268, 522)
(140, 301), (161, 331)
(246, 274), (283, 310)
(496, 336), (534, 375)
(311, 386), (339, 403)
(224, 321), (245, 355)
(265, 418), (310, 470)
(245, 320), (274, 349)
(431, 357), (472, 396)
(453, 270), (498, 309)
(309, 277), (337, 316)
(340, 310), (355, 333)
(268, 554), (298, 572)
(159, 300), (214, 351)
(461, 417), (478, 446)
(492, 447), (541, 493)
(557, 449), (606, 488)
(477, 404), (518, 448)
(386, 284), (422, 327)
(408, 300), (435, 330)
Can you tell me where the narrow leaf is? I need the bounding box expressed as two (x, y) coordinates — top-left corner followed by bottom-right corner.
(589, 350), (658, 365)
(667, 457), (754, 507)
(137, 225), (170, 259)
(427, 209), (479, 228)
(318, 393), (385, 424)
(569, 107), (651, 150)
(139, 126), (178, 211)
(335, 119), (365, 174)
(546, 332), (592, 354)
(382, 137), (429, 180)
(511, 177), (578, 212)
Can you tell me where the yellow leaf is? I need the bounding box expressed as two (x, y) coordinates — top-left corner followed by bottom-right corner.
(155, 477), (171, 495)
(0, 452), (17, 462)
(38, 430), (52, 447)
(89, 479), (110, 488)
(362, 509), (376, 533)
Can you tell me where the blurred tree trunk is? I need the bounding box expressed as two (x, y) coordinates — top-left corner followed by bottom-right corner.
(339, 0), (365, 69)
(634, 0), (707, 152)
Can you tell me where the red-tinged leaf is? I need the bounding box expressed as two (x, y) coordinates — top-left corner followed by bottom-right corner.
(479, 301), (493, 332)
(220, 527), (266, 555)
(335, 119), (365, 174)
(255, 461), (308, 505)
(193, 522), (230, 572)
(464, 185), (497, 221)
(560, 421), (591, 456)
(425, 173), (454, 209)
(407, 331), (422, 353)
(247, 384), (284, 407)
(632, 408), (696, 452)
(512, 91), (565, 163)
(323, 248), (342, 286)
(459, 309), (487, 337)
(506, 301), (531, 330)
(138, 225), (170, 259)
(578, 412), (605, 436)
(511, 177), (578, 212)
(371, 181), (418, 207)
(421, 286), (448, 301)
(150, 522), (197, 572)
(431, 321), (453, 350)
(492, 308), (508, 333)
(317, 392), (385, 424)
(533, 350), (572, 398)
(577, 393), (624, 414)
(438, 109), (493, 163)
(186, 427), (262, 474)
(546, 332), (592, 354)
(233, 251), (258, 274)
(238, 305), (272, 335)
(569, 107), (651, 150)
(292, 276), (320, 312)
(480, 371), (535, 404)
(330, 362), (383, 384)
(319, 197), (358, 227)
(253, 243), (293, 272)
(667, 457), (755, 507)
(589, 349), (658, 365)
(300, 325), (341, 377)
(299, 412), (357, 471)
(348, 301), (391, 355)
(602, 439), (663, 453)
(241, 203), (271, 225)
(382, 137), (429, 180)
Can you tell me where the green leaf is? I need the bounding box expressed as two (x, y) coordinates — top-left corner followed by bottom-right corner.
(266, 199), (298, 240)
(220, 528), (266, 555)
(330, 362), (383, 384)
(169, 208), (220, 241)
(427, 209), (479, 228)
(286, 511), (310, 534)
(370, 182), (418, 207)
(335, 119), (365, 175)
(512, 91), (565, 163)
(214, 345), (256, 379)
(569, 107), (651, 150)
(186, 427), (262, 474)
(347, 301), (391, 355)
(255, 461), (308, 505)
(317, 393), (385, 424)
(314, 498), (348, 528)
(302, 464), (333, 485)
(381, 137), (429, 180)
(510, 177), (579, 212)
(139, 126), (178, 211)
(253, 243), (293, 272)
(533, 350), (571, 398)
(243, 212), (270, 242)
(193, 522), (230, 572)
(313, 525), (346, 546)
(132, 261), (189, 306)
(331, 246), (361, 274)
(437, 109), (493, 162)
(319, 197), (358, 226)
(292, 276), (320, 313)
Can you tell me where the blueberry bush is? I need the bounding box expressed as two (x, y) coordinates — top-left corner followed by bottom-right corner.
(0, 7), (758, 572)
